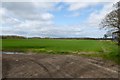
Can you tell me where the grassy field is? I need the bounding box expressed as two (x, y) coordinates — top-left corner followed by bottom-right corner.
(1, 39), (119, 63)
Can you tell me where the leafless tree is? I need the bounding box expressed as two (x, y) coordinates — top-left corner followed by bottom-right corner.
(100, 1), (120, 45)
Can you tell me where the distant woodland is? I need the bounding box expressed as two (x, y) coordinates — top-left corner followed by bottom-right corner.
(0, 35), (112, 40)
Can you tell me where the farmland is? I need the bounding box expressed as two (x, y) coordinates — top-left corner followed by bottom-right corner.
(1, 39), (119, 63)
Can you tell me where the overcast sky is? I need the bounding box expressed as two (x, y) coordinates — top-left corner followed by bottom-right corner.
(1, 0), (119, 38)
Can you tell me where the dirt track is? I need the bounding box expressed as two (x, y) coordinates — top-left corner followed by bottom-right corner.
(2, 53), (119, 78)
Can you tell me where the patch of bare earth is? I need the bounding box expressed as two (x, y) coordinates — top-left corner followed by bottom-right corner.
(2, 53), (119, 79)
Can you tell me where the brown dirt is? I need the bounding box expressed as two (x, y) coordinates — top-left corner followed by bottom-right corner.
(2, 53), (119, 78)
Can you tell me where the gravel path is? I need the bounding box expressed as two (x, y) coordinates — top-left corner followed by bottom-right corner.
(2, 53), (119, 78)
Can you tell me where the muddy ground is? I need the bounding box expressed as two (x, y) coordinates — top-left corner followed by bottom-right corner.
(1, 53), (120, 79)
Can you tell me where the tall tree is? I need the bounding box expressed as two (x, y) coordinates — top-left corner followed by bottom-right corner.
(100, 1), (120, 45)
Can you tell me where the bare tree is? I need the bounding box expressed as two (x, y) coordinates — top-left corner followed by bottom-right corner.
(100, 1), (120, 45)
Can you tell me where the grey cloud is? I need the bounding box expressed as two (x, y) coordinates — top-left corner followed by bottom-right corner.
(2, 2), (54, 21)
(1, 2), (107, 38)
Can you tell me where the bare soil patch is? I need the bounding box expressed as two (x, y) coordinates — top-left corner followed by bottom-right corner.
(2, 53), (119, 78)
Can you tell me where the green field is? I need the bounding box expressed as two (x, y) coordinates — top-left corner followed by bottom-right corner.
(1, 39), (119, 63)
(1, 39), (116, 53)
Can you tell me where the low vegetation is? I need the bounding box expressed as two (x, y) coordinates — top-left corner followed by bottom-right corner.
(1, 39), (119, 64)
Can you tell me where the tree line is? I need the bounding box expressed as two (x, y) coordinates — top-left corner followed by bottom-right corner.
(1, 35), (26, 39)
(1, 35), (112, 40)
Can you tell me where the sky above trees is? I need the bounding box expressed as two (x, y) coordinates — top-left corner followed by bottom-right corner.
(1, 0), (119, 38)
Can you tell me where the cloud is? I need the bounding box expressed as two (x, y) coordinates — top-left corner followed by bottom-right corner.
(3, 0), (117, 2)
(41, 13), (54, 20)
(1, 1), (119, 38)
(2, 21), (84, 38)
(65, 0), (119, 11)
(1, 2), (83, 38)
(63, 0), (119, 2)
(86, 2), (114, 28)
(64, 1), (116, 37)
(2, 2), (54, 20)
(67, 2), (96, 11)
(1, 2), (55, 37)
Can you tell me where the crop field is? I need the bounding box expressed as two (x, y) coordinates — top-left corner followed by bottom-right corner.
(1, 39), (117, 53)
(1, 39), (119, 63)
